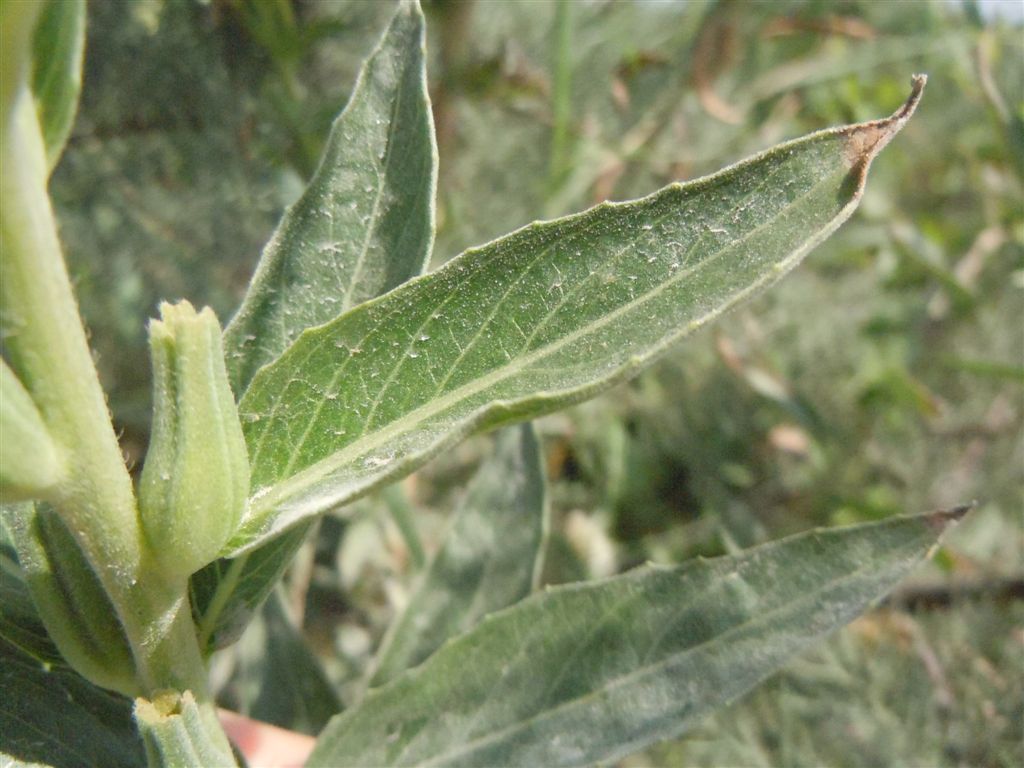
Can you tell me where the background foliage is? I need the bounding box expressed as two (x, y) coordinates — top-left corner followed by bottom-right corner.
(50, 0), (1022, 764)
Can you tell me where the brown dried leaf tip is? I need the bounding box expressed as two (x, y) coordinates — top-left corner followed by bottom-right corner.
(924, 502), (975, 531)
(843, 74), (927, 172)
(922, 502), (973, 560)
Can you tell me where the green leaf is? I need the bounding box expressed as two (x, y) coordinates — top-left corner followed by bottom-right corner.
(368, 423), (548, 688)
(224, 0), (437, 395)
(215, 588), (342, 735)
(0, 635), (144, 768)
(3, 505), (138, 696)
(307, 507), (966, 768)
(0, 510), (63, 666)
(30, 0), (85, 173)
(0, 360), (63, 503)
(191, 0), (437, 653)
(190, 523), (309, 653)
(229, 77), (926, 555)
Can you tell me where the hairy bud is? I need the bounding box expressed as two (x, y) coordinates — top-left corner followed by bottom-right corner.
(140, 301), (249, 578)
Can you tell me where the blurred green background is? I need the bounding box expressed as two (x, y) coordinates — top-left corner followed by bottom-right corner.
(52, 0), (1022, 765)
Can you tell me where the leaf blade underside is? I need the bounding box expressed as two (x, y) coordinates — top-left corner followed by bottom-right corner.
(31, 0), (85, 174)
(224, 0), (437, 396)
(191, 0), (437, 650)
(229, 77), (925, 555)
(307, 508), (964, 768)
(1, 633), (143, 768)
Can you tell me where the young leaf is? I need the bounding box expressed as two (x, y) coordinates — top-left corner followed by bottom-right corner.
(1, 635), (144, 768)
(31, 0), (85, 173)
(307, 507), (966, 768)
(368, 423), (548, 688)
(229, 77), (926, 555)
(0, 511), (63, 666)
(3, 505), (138, 696)
(0, 360), (63, 502)
(190, 523), (309, 653)
(224, 0), (437, 395)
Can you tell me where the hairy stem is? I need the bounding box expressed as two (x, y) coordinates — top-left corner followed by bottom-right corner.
(0, 83), (210, 703)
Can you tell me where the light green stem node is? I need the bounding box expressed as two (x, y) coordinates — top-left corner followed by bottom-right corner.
(141, 301), (250, 580)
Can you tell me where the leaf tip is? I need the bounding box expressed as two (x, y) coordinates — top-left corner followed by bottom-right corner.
(924, 501), (974, 532)
(842, 74), (926, 171)
(901, 73), (928, 119)
(919, 502), (972, 561)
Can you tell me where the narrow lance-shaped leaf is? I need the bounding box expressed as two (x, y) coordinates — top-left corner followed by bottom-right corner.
(31, 0), (85, 174)
(228, 77), (926, 555)
(368, 423), (548, 689)
(224, 0), (437, 395)
(190, 0), (437, 652)
(308, 507), (966, 768)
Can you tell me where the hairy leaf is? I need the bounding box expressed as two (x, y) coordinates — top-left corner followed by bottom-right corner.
(368, 423), (547, 688)
(0, 510), (62, 666)
(229, 78), (926, 555)
(3, 505), (137, 695)
(308, 507), (965, 768)
(191, 0), (436, 651)
(31, 0), (85, 173)
(224, 0), (436, 395)
(0, 636), (143, 768)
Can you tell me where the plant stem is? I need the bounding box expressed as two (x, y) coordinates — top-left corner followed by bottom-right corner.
(0, 85), (211, 703)
(136, 691), (237, 767)
(2, 87), (137, 605)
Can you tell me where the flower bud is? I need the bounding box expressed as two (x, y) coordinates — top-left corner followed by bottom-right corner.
(140, 301), (249, 578)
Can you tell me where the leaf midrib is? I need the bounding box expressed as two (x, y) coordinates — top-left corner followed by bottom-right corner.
(340, 57), (408, 317)
(245, 163), (849, 530)
(280, 76), (407, 480)
(404, 554), (912, 768)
